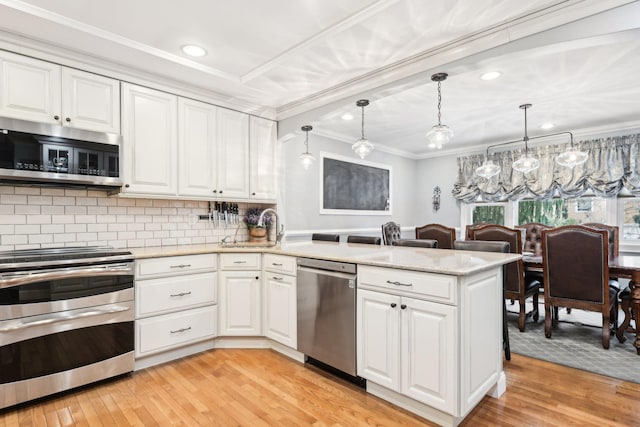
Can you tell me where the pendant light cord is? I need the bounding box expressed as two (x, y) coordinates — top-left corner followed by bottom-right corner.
(437, 81), (442, 126)
(361, 104), (366, 140)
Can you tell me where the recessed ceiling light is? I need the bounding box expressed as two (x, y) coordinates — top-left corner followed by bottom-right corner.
(341, 113), (354, 121)
(540, 122), (555, 130)
(181, 45), (207, 57)
(480, 71), (502, 81)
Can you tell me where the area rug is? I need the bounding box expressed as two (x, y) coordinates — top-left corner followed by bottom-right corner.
(506, 304), (640, 384)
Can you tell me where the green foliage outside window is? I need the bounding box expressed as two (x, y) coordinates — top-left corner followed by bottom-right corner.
(472, 205), (504, 225)
(518, 199), (575, 226)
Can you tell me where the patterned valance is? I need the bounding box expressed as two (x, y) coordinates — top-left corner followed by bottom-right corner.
(452, 134), (640, 202)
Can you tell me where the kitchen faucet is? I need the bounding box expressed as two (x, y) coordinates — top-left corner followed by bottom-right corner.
(257, 208), (284, 245)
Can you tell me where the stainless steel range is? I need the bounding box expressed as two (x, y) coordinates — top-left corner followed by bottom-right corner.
(0, 246), (135, 410)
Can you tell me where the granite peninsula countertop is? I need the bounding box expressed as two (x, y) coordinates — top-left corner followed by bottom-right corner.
(130, 241), (521, 276)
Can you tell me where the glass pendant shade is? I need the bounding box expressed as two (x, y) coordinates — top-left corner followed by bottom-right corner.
(555, 148), (588, 168)
(426, 124), (454, 149)
(299, 152), (315, 170)
(512, 155), (540, 173)
(475, 159), (501, 178)
(352, 138), (374, 159)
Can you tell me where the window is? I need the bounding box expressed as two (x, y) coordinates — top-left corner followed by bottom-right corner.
(518, 197), (608, 227)
(472, 204), (504, 225)
(620, 198), (640, 241)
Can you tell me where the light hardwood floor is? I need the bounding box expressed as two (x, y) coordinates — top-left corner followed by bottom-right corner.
(1, 349), (639, 426)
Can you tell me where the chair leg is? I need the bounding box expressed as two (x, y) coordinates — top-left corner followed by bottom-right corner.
(518, 297), (526, 332)
(545, 303), (552, 338)
(617, 295), (632, 343)
(552, 306), (559, 327)
(503, 298), (511, 361)
(602, 312), (611, 349)
(532, 292), (539, 323)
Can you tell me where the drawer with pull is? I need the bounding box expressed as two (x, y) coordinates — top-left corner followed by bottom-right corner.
(137, 254), (217, 278)
(136, 272), (217, 318)
(263, 254), (296, 276)
(358, 265), (456, 304)
(219, 253), (261, 270)
(135, 305), (217, 357)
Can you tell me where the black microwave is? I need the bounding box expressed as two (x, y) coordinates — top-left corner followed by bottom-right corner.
(0, 117), (123, 188)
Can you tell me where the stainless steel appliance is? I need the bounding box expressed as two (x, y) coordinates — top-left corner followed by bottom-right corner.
(297, 258), (362, 382)
(0, 117), (122, 188)
(0, 247), (135, 410)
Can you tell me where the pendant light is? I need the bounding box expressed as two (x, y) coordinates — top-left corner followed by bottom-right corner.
(299, 125), (314, 170)
(426, 72), (454, 149)
(475, 148), (501, 178)
(352, 99), (374, 159)
(511, 104), (540, 173)
(555, 134), (588, 168)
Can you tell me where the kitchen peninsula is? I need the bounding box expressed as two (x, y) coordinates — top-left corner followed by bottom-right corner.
(131, 241), (520, 427)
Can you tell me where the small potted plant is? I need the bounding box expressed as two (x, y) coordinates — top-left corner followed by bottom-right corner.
(245, 207), (272, 242)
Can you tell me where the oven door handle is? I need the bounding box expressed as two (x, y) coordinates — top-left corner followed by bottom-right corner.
(0, 305), (130, 332)
(0, 263), (133, 289)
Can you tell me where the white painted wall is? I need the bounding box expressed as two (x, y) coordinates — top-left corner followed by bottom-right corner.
(415, 155), (461, 229)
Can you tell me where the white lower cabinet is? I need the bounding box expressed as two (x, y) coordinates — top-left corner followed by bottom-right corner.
(135, 254), (217, 361)
(218, 253), (262, 336)
(262, 254), (297, 348)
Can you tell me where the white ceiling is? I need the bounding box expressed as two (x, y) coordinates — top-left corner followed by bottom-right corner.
(0, 0), (638, 157)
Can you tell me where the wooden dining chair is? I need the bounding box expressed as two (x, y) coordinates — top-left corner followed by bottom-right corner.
(381, 221), (401, 246)
(393, 239), (438, 248)
(542, 225), (619, 349)
(515, 223), (550, 256)
(454, 239), (511, 360)
(415, 223), (456, 249)
(471, 224), (540, 332)
(347, 235), (381, 245)
(311, 233), (340, 242)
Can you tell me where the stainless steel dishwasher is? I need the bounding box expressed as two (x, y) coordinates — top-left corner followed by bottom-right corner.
(297, 257), (360, 380)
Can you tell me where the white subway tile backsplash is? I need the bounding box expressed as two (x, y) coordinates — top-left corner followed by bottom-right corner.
(0, 185), (270, 250)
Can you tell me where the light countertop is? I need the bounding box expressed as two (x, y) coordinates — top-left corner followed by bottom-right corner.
(130, 241), (520, 276)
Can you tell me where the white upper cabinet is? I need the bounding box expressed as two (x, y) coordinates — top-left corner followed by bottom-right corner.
(0, 51), (61, 125)
(249, 116), (277, 201)
(61, 68), (120, 133)
(216, 108), (249, 199)
(0, 51), (120, 133)
(121, 83), (177, 195)
(178, 98), (217, 197)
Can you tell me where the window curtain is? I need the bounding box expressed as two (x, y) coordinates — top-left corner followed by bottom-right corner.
(452, 134), (640, 202)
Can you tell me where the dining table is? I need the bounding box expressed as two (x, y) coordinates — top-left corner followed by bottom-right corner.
(523, 254), (640, 356)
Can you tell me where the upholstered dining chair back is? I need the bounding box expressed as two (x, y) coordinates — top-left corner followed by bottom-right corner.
(541, 225), (615, 348)
(465, 222), (489, 240)
(347, 235), (381, 245)
(393, 239), (438, 248)
(381, 222), (401, 246)
(415, 223), (456, 249)
(311, 233), (340, 242)
(583, 223), (619, 258)
(470, 224), (540, 332)
(515, 222), (550, 256)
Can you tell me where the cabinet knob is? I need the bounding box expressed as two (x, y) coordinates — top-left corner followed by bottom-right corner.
(54, 115), (60, 120)
(255, 276), (259, 280)
(390, 303), (397, 308)
(219, 190), (223, 194)
(252, 192), (256, 196)
(213, 190), (217, 193)
(401, 304), (407, 310)
(124, 184), (130, 188)
(65, 117), (71, 122)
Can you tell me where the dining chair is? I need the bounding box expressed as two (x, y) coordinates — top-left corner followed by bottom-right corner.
(415, 223), (456, 249)
(393, 239), (438, 248)
(454, 239), (511, 360)
(541, 225), (619, 349)
(346, 235), (381, 245)
(311, 233), (340, 242)
(465, 222), (489, 240)
(515, 222), (550, 256)
(381, 221), (401, 246)
(470, 224), (540, 332)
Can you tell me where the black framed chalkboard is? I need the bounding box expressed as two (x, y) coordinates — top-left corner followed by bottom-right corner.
(320, 153), (391, 215)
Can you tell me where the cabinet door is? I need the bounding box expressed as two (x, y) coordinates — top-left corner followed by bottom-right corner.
(263, 273), (296, 348)
(216, 108), (249, 198)
(218, 270), (261, 335)
(249, 116), (277, 200)
(0, 51), (60, 124)
(61, 68), (120, 133)
(401, 297), (456, 412)
(121, 83), (177, 195)
(357, 289), (400, 391)
(178, 98), (217, 197)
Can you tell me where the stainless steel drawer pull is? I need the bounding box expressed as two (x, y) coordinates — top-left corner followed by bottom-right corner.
(271, 263), (283, 266)
(233, 260), (247, 264)
(386, 280), (413, 287)
(170, 264), (192, 269)
(272, 276), (283, 281)
(170, 326), (192, 334)
(0, 305), (130, 332)
(170, 291), (192, 297)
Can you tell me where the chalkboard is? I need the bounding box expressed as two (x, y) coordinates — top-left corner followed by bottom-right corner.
(320, 152), (391, 215)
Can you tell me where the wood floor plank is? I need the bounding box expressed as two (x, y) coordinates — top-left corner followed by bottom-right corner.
(2, 349), (640, 426)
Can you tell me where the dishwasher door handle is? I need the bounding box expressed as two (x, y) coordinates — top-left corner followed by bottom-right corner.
(297, 266), (357, 282)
